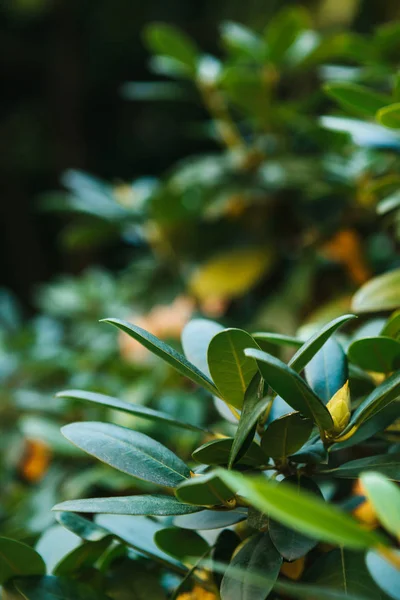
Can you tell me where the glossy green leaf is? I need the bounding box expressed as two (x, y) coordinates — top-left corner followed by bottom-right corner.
(57, 389), (208, 433)
(269, 475), (322, 561)
(212, 530), (240, 587)
(305, 338), (347, 403)
(265, 7), (309, 63)
(228, 375), (269, 468)
(252, 332), (303, 348)
(55, 512), (109, 541)
(208, 328), (260, 409)
(144, 23), (198, 72)
(304, 549), (389, 599)
(103, 318), (219, 396)
(174, 509), (247, 530)
(381, 311), (400, 340)
(377, 193), (400, 216)
(361, 472), (400, 538)
(218, 470), (387, 549)
(366, 551), (400, 600)
(54, 494), (200, 516)
(175, 472), (235, 507)
(181, 318), (223, 379)
(53, 538), (110, 576)
(220, 21), (266, 60)
(0, 537), (45, 585)
(220, 532), (282, 600)
(324, 82), (390, 117)
(352, 269), (400, 313)
(193, 437), (267, 466)
(13, 576), (112, 600)
(154, 528), (209, 563)
(348, 336), (400, 373)
(377, 103), (400, 129)
(261, 412), (313, 459)
(245, 348), (334, 431)
(35, 525), (81, 575)
(323, 453), (400, 481)
(62, 422), (190, 487)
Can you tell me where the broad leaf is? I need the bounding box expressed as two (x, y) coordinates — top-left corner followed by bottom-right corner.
(220, 532), (282, 600)
(245, 348), (334, 431)
(57, 389), (208, 433)
(174, 509), (247, 530)
(175, 472), (235, 507)
(352, 269), (400, 313)
(193, 437), (267, 466)
(324, 82), (390, 117)
(322, 453), (400, 481)
(35, 525), (81, 575)
(305, 338), (347, 403)
(377, 103), (400, 129)
(62, 422), (190, 487)
(212, 530), (241, 587)
(366, 551), (400, 600)
(13, 576), (112, 600)
(0, 537), (45, 585)
(208, 328), (260, 409)
(53, 538), (110, 576)
(261, 413), (313, 459)
(54, 494), (200, 516)
(154, 528), (209, 563)
(181, 318), (223, 378)
(348, 336), (400, 373)
(102, 318), (219, 396)
(381, 311), (400, 339)
(218, 470), (387, 549)
(361, 472), (400, 538)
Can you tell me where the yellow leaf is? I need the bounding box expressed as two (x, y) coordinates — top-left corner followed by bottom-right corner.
(189, 247), (274, 301)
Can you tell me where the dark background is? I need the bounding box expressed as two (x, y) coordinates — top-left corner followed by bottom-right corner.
(1, 0), (398, 307)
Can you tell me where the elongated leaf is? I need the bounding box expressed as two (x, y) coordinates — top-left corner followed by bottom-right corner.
(261, 413), (313, 459)
(181, 318), (223, 379)
(220, 21), (266, 60)
(252, 332), (303, 348)
(269, 476), (322, 561)
(220, 532), (282, 600)
(352, 269), (400, 313)
(53, 538), (110, 576)
(57, 389), (208, 433)
(348, 336), (400, 373)
(55, 512), (109, 541)
(331, 402), (399, 450)
(208, 328), (260, 409)
(377, 103), (400, 129)
(366, 551), (400, 600)
(155, 528), (209, 563)
(0, 538), (45, 585)
(228, 375), (269, 468)
(305, 338), (347, 403)
(361, 472), (400, 538)
(54, 494), (200, 516)
(62, 422), (190, 487)
(174, 509), (247, 530)
(218, 470), (387, 549)
(175, 472), (235, 507)
(13, 576), (112, 600)
(102, 318), (219, 396)
(322, 453), (400, 481)
(245, 348), (334, 431)
(324, 82), (390, 117)
(144, 23), (199, 72)
(193, 437), (266, 466)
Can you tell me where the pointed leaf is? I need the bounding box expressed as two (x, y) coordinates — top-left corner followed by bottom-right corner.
(193, 437), (267, 466)
(0, 538), (45, 585)
(261, 413), (313, 459)
(175, 472), (235, 507)
(55, 512), (109, 541)
(144, 23), (199, 73)
(62, 422), (190, 487)
(174, 509), (247, 530)
(305, 338), (347, 403)
(324, 82), (390, 117)
(322, 454), (400, 481)
(252, 332), (303, 348)
(181, 318), (223, 379)
(54, 495), (200, 516)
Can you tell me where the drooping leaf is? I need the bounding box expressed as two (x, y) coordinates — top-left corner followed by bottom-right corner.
(175, 472), (235, 507)
(174, 509), (247, 530)
(324, 82), (390, 117)
(57, 389), (209, 433)
(305, 338), (347, 403)
(348, 336), (400, 373)
(269, 476), (322, 561)
(208, 328), (260, 409)
(321, 453), (400, 481)
(218, 470), (387, 549)
(54, 494), (201, 516)
(366, 551), (400, 600)
(377, 103), (400, 129)
(154, 528), (209, 563)
(193, 437), (267, 466)
(245, 348), (334, 431)
(181, 318), (223, 379)
(62, 422), (190, 487)
(220, 532), (282, 600)
(55, 512), (110, 541)
(13, 576), (112, 600)
(0, 537), (45, 585)
(361, 472), (400, 538)
(261, 413), (313, 459)
(352, 269), (400, 313)
(102, 318), (219, 396)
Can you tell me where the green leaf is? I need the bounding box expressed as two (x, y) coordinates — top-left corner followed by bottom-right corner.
(352, 269), (400, 313)
(57, 389), (209, 433)
(269, 476), (322, 561)
(143, 23), (198, 73)
(245, 348), (334, 431)
(381, 311), (400, 339)
(220, 21), (266, 60)
(252, 332), (303, 348)
(193, 437), (267, 466)
(154, 528), (209, 563)
(174, 509), (247, 530)
(175, 472), (235, 507)
(261, 413), (313, 459)
(228, 375), (269, 468)
(361, 472), (400, 538)
(55, 512), (109, 541)
(54, 495), (200, 516)
(102, 318), (219, 396)
(35, 525), (81, 575)
(53, 538), (110, 576)
(13, 576), (112, 600)
(304, 549), (389, 600)
(218, 470), (387, 550)
(377, 103), (400, 129)
(348, 336), (400, 373)
(0, 538), (45, 585)
(220, 532), (282, 600)
(212, 530), (240, 587)
(265, 7), (309, 63)
(321, 454), (400, 481)
(324, 83), (390, 117)
(181, 318), (223, 379)
(208, 328), (260, 409)
(62, 422), (190, 487)
(305, 338), (347, 403)
(377, 192), (400, 216)
(366, 551), (400, 600)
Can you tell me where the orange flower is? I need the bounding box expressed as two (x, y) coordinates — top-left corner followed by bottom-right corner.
(20, 439), (51, 482)
(280, 556), (306, 580)
(177, 585), (218, 600)
(320, 229), (371, 285)
(352, 479), (379, 528)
